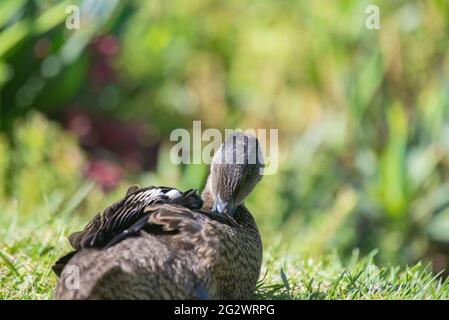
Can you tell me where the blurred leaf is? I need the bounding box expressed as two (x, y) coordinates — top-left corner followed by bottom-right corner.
(0, 18), (31, 58)
(34, 1), (70, 34)
(427, 208), (449, 244)
(350, 50), (384, 119)
(379, 102), (409, 218)
(0, 0), (26, 28)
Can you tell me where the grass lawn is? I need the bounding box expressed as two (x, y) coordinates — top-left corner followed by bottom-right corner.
(1, 184), (449, 300)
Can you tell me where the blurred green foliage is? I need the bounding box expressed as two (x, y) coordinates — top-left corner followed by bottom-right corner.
(2, 0), (449, 271)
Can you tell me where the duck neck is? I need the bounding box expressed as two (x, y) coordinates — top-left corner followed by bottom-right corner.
(201, 175), (258, 231)
(201, 175), (215, 212)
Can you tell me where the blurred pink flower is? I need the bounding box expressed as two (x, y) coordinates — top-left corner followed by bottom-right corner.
(96, 35), (120, 56)
(86, 159), (123, 191)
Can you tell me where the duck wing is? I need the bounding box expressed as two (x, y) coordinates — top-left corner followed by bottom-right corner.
(68, 186), (203, 250)
(102, 203), (234, 249)
(52, 186), (203, 277)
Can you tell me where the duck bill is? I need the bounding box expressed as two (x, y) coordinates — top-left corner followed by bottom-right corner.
(212, 196), (236, 216)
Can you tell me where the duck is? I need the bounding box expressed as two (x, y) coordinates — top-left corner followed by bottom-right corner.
(53, 132), (264, 299)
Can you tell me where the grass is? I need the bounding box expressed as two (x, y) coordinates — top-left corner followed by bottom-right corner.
(256, 250), (449, 299)
(1, 190), (449, 300)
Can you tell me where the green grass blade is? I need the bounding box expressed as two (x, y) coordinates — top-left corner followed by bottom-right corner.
(0, 249), (21, 278)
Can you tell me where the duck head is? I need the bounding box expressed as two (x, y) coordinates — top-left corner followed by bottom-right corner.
(207, 132), (264, 217)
